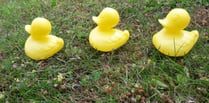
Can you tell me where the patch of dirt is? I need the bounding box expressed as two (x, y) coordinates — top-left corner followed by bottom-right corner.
(0, 51), (7, 63)
(193, 6), (209, 28)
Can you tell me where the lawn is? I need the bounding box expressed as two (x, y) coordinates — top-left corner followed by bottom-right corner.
(0, 0), (209, 102)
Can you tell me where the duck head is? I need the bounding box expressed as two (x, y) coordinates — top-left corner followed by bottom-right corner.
(25, 17), (51, 39)
(93, 7), (119, 29)
(158, 8), (190, 30)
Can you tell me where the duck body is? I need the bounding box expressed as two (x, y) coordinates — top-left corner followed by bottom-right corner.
(24, 17), (64, 60)
(25, 35), (64, 60)
(152, 8), (199, 57)
(89, 27), (129, 52)
(89, 7), (130, 52)
(153, 28), (199, 56)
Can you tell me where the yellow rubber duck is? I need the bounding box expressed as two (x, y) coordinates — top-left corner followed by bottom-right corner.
(152, 8), (199, 57)
(24, 17), (64, 60)
(89, 7), (130, 52)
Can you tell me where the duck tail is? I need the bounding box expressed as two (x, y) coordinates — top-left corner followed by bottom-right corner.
(58, 38), (64, 47)
(191, 30), (199, 38)
(25, 25), (31, 34)
(123, 30), (130, 38)
(191, 30), (199, 43)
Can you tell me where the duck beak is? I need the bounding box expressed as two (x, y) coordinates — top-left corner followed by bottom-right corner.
(25, 25), (31, 34)
(92, 16), (99, 24)
(158, 19), (167, 27)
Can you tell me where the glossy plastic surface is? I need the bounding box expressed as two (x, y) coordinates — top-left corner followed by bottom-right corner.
(89, 7), (130, 52)
(152, 8), (199, 56)
(24, 17), (64, 60)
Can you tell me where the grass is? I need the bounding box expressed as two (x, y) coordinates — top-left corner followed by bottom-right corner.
(0, 0), (209, 102)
